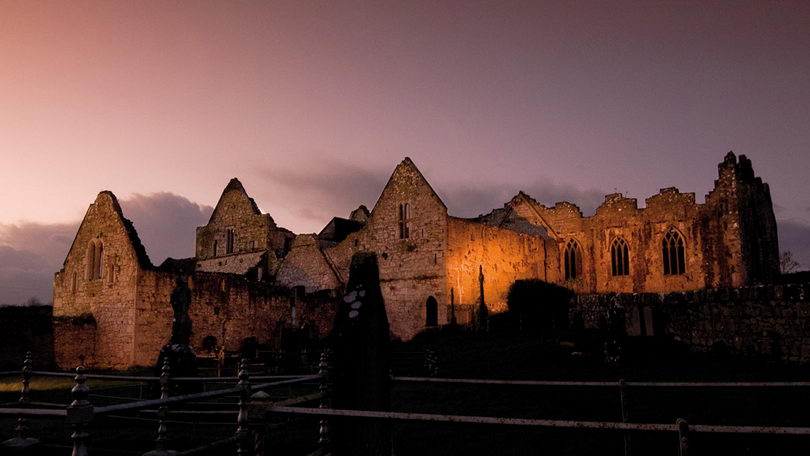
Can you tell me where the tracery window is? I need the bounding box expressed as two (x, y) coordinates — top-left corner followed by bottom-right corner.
(610, 237), (630, 277)
(398, 203), (411, 239)
(662, 230), (686, 275)
(564, 239), (582, 280)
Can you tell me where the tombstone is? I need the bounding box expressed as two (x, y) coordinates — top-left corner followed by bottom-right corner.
(155, 276), (197, 393)
(331, 252), (391, 456)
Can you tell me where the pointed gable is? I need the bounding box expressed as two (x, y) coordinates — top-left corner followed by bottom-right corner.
(370, 157), (447, 216)
(207, 178), (263, 225)
(61, 191), (153, 272)
(196, 178), (291, 260)
(500, 192), (557, 239)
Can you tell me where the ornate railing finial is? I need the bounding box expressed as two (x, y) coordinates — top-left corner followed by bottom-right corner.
(144, 355), (174, 455)
(236, 358), (251, 455)
(67, 365), (93, 456)
(318, 349), (332, 453)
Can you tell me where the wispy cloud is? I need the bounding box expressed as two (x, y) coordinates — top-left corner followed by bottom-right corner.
(255, 160), (389, 226)
(0, 192), (211, 305)
(437, 181), (606, 218)
(119, 192), (212, 262)
(256, 159), (607, 229)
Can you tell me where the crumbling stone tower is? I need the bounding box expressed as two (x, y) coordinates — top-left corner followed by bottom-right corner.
(703, 152), (780, 286)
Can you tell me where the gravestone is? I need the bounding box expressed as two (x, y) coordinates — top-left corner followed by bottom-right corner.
(155, 276), (197, 392)
(331, 252), (391, 456)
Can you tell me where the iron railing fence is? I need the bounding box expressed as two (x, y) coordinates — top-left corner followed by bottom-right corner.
(2, 350), (810, 455)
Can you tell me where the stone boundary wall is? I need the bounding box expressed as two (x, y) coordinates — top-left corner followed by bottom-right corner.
(571, 283), (810, 362)
(52, 315), (96, 369)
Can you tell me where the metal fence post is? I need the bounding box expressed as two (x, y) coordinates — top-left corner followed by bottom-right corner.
(318, 349), (331, 454)
(145, 356), (175, 456)
(676, 418), (690, 456)
(2, 351), (39, 449)
(20, 351), (32, 405)
(236, 358), (251, 455)
(619, 379), (631, 456)
(67, 366), (93, 456)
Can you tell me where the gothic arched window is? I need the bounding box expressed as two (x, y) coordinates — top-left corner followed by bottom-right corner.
(662, 230), (686, 275)
(610, 237), (630, 277)
(564, 239), (582, 280)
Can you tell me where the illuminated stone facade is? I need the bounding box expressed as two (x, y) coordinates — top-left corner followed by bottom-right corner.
(53, 152), (779, 368)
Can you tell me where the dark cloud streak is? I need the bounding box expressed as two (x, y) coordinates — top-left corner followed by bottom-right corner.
(257, 159), (606, 227)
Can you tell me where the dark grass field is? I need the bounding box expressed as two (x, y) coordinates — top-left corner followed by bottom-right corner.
(380, 331), (810, 456)
(4, 331), (810, 455)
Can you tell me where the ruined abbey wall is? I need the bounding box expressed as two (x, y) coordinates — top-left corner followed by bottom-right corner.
(52, 191), (336, 369)
(491, 153), (780, 295)
(195, 178), (293, 261)
(572, 283), (810, 362)
(445, 217), (553, 322)
(52, 192), (147, 369)
(131, 270), (333, 367)
(348, 159), (449, 340)
(52, 153), (782, 368)
(276, 235), (343, 293)
(56, 264), (336, 369)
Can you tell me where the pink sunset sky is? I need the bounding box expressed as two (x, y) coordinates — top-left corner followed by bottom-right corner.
(1, 1), (809, 304)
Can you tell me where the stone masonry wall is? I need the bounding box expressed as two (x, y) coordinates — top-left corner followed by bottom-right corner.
(195, 178), (293, 260)
(315, 158), (449, 340)
(131, 270), (337, 368)
(445, 217), (549, 323)
(52, 316), (96, 369)
(572, 283), (810, 362)
(276, 235), (342, 293)
(479, 153), (778, 295)
(53, 192), (145, 369)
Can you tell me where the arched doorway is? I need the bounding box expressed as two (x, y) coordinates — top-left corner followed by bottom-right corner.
(425, 296), (438, 327)
(202, 335), (218, 353)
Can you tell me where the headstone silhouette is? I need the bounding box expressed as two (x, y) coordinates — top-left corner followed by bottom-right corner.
(331, 252), (391, 456)
(170, 276), (192, 345)
(155, 276), (197, 392)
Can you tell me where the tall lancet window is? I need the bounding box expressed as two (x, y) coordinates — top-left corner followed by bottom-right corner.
(86, 240), (104, 280)
(610, 237), (630, 277)
(398, 203), (411, 239)
(662, 230), (686, 275)
(564, 239), (582, 280)
(226, 229), (235, 254)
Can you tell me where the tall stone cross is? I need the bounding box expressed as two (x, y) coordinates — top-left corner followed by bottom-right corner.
(477, 265), (489, 330)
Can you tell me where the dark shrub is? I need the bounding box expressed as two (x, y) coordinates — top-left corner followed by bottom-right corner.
(506, 279), (573, 332)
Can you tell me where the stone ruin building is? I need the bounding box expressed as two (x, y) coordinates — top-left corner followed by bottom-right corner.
(52, 152), (779, 369)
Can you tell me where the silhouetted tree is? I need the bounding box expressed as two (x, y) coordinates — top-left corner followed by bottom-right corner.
(507, 279), (573, 332)
(780, 250), (801, 274)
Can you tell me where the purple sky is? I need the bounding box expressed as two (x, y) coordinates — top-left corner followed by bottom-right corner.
(1, 1), (809, 304)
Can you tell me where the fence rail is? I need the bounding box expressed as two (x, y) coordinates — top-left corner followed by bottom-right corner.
(3, 350), (810, 455)
(392, 376), (810, 388)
